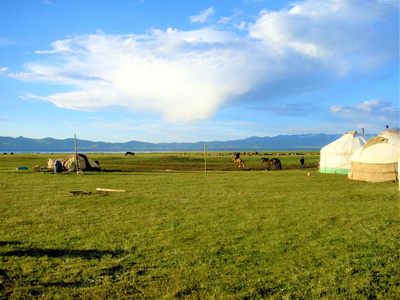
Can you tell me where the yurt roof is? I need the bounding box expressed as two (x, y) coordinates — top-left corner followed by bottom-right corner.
(379, 128), (400, 145)
(320, 131), (366, 155)
(350, 128), (399, 164)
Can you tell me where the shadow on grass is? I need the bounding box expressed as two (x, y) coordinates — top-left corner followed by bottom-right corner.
(42, 279), (90, 288)
(0, 246), (128, 260)
(0, 241), (22, 246)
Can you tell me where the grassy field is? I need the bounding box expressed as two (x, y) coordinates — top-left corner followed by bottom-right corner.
(0, 153), (399, 299)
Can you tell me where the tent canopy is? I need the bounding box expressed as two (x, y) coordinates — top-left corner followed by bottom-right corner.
(47, 153), (101, 171)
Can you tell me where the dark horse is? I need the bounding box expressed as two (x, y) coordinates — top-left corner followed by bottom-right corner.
(261, 157), (282, 171)
(125, 151), (135, 156)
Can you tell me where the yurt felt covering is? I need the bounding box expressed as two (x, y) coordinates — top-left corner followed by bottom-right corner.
(348, 129), (399, 182)
(319, 131), (366, 174)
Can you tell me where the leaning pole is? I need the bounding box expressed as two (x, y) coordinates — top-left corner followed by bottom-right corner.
(74, 134), (79, 174)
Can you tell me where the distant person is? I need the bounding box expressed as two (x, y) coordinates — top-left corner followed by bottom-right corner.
(235, 152), (241, 159)
(300, 157), (305, 170)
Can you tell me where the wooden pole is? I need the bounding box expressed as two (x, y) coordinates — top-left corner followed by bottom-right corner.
(204, 142), (207, 174)
(74, 133), (79, 174)
(96, 188), (127, 193)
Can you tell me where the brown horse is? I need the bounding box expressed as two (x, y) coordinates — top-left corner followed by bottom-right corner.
(261, 157), (282, 171)
(232, 157), (245, 168)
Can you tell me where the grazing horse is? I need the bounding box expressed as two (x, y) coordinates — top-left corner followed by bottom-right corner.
(125, 151), (135, 156)
(232, 157), (245, 168)
(261, 157), (282, 171)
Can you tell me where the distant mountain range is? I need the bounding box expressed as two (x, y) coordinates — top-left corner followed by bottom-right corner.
(0, 133), (373, 153)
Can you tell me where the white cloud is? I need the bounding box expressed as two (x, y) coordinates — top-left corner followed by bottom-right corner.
(355, 99), (381, 112)
(234, 21), (247, 31)
(190, 7), (215, 23)
(12, 30), (263, 122)
(330, 99), (392, 114)
(248, 0), (398, 73)
(9, 0), (398, 123)
(330, 105), (345, 113)
(330, 99), (399, 127)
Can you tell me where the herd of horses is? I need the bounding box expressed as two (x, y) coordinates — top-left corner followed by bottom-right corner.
(125, 151), (282, 170)
(232, 153), (282, 170)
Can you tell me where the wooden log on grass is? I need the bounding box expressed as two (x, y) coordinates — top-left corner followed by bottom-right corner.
(96, 188), (127, 193)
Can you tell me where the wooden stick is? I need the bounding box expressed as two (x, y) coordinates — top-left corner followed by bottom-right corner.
(96, 188), (127, 193)
(74, 133), (79, 174)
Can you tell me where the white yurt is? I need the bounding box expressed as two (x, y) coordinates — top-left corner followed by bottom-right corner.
(319, 131), (366, 174)
(348, 128), (400, 182)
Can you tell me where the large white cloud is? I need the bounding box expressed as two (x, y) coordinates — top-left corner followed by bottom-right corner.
(11, 29), (265, 122)
(9, 0), (398, 122)
(248, 0), (398, 74)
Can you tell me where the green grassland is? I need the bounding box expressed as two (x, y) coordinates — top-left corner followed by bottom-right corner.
(0, 153), (399, 299)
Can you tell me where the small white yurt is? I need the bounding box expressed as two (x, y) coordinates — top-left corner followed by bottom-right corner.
(319, 131), (366, 174)
(348, 128), (400, 182)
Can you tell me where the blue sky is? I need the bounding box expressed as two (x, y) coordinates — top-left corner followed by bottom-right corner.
(1, 0), (398, 143)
